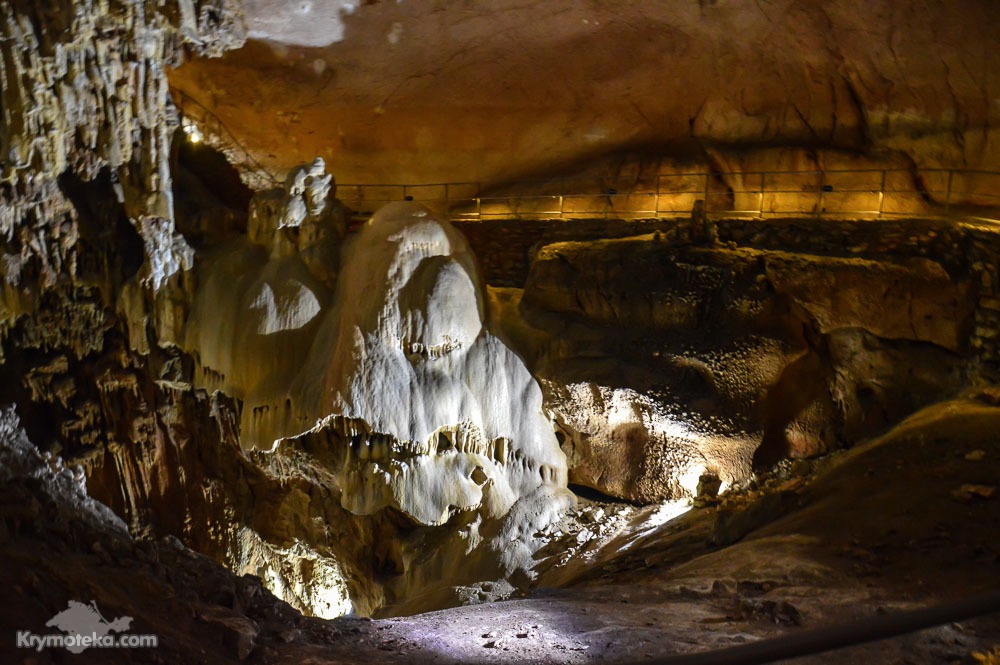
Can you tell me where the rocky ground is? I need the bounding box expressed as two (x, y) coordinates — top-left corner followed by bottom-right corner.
(4, 390), (1000, 664)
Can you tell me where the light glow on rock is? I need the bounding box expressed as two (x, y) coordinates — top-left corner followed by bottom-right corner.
(181, 117), (204, 144)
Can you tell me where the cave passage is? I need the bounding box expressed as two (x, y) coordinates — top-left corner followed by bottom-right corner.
(1, 1), (1000, 663)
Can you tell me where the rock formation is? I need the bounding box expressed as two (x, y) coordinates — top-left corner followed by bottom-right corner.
(279, 200), (569, 517)
(181, 190), (573, 614)
(1, 0), (244, 290)
(7, 392), (999, 663)
(169, 0), (1000, 197)
(2, 1), (1000, 662)
(499, 219), (982, 502)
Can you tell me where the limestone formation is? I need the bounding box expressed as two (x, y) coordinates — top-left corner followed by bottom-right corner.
(0, 0), (243, 290)
(183, 158), (345, 413)
(186, 193), (569, 521)
(170, 1), (1000, 195)
(3, 1), (1000, 660)
(182, 196), (573, 613)
(547, 382), (751, 502)
(276, 202), (569, 522)
(511, 229), (980, 501)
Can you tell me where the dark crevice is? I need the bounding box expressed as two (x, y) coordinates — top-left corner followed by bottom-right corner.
(569, 483), (638, 506)
(58, 169), (145, 282)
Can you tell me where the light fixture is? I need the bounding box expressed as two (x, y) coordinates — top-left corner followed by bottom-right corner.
(181, 116), (204, 144)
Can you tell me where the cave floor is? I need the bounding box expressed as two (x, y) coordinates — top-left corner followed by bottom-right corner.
(3, 393), (1000, 664)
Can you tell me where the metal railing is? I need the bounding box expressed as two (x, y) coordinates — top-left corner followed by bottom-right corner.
(168, 88), (999, 223)
(336, 169), (1000, 222)
(170, 87), (282, 190)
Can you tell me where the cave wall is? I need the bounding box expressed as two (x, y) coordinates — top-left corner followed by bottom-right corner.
(479, 216), (997, 502)
(0, 0), (370, 619)
(169, 0), (1000, 190)
(466, 216), (1000, 367)
(3, 0), (1000, 626)
(0, 0), (245, 291)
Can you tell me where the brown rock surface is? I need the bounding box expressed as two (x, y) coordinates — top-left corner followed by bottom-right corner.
(170, 0), (1000, 190)
(3, 1), (1000, 661)
(510, 226), (978, 501)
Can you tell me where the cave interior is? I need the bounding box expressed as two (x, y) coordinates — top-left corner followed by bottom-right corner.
(1, 1), (1000, 663)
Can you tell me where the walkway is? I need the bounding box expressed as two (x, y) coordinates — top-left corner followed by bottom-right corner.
(335, 170), (1000, 222)
(171, 88), (1000, 223)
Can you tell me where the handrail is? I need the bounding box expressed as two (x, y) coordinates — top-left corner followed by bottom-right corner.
(334, 168), (1000, 222)
(335, 167), (998, 187)
(169, 86), (282, 189)
(164, 88), (999, 223)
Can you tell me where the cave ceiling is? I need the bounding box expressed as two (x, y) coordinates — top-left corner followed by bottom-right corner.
(3, 0), (1000, 660)
(169, 0), (1000, 186)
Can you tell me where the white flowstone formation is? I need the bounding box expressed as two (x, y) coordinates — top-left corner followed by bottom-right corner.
(182, 193), (572, 611)
(279, 158), (333, 229)
(183, 159), (343, 414)
(281, 201), (569, 525)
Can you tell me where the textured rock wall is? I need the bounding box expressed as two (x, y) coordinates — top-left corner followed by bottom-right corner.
(0, 1), (372, 618)
(466, 215), (1000, 368)
(0, 0), (244, 289)
(168, 0), (1000, 189)
(0, 271), (366, 618)
(0, 0), (372, 620)
(497, 221), (988, 502)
